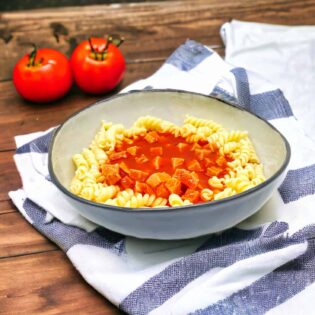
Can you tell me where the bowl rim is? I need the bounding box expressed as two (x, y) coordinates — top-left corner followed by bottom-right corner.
(48, 88), (291, 213)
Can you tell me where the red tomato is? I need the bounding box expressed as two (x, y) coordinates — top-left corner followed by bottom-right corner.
(13, 47), (72, 103)
(70, 37), (126, 94)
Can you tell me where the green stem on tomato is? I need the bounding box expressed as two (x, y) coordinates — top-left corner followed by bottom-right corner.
(88, 37), (96, 53)
(100, 35), (111, 61)
(104, 35), (112, 52)
(112, 35), (124, 48)
(89, 34), (124, 61)
(27, 43), (37, 67)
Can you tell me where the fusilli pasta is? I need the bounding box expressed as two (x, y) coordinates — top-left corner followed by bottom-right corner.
(70, 115), (266, 208)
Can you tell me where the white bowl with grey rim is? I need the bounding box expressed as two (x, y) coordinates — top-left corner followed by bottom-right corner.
(48, 89), (291, 240)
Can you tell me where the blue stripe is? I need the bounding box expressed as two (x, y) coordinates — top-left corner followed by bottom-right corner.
(193, 225), (315, 315)
(210, 86), (238, 105)
(23, 198), (125, 255)
(119, 222), (304, 315)
(263, 221), (289, 237)
(250, 89), (293, 120)
(143, 85), (153, 90)
(278, 164), (315, 203)
(166, 39), (212, 71)
(16, 130), (55, 154)
(231, 68), (293, 120)
(231, 68), (251, 109)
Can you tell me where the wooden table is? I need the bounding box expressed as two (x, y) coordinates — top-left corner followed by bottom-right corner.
(1, 1), (315, 313)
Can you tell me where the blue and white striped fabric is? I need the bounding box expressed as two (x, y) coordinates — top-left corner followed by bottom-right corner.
(9, 39), (315, 315)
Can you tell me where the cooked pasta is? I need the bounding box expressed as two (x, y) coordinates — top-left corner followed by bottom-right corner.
(200, 188), (214, 201)
(70, 115), (266, 208)
(107, 192), (167, 208)
(73, 154), (89, 168)
(169, 194), (192, 207)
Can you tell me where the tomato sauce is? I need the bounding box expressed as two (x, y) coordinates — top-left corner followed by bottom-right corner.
(101, 131), (231, 205)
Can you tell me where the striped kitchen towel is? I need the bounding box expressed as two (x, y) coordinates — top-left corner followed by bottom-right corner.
(9, 39), (315, 314)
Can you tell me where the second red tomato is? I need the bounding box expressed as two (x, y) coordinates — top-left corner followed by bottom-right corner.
(70, 37), (126, 95)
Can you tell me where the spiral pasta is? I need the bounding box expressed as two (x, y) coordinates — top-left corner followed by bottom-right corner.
(70, 115), (266, 208)
(94, 185), (119, 203)
(108, 192), (167, 208)
(161, 121), (181, 136)
(73, 154), (88, 168)
(200, 188), (214, 201)
(184, 115), (224, 133)
(69, 178), (83, 195)
(208, 176), (224, 189)
(134, 116), (163, 131)
(214, 188), (237, 200)
(169, 194), (192, 207)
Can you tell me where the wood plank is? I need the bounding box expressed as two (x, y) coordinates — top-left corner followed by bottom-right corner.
(0, 0), (166, 12)
(0, 212), (57, 258)
(0, 150), (20, 202)
(0, 250), (123, 314)
(0, 0), (223, 80)
(0, 60), (163, 151)
(0, 200), (17, 214)
(1, 0), (315, 81)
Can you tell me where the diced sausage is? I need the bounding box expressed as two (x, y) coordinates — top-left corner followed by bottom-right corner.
(171, 157), (185, 169)
(129, 169), (149, 181)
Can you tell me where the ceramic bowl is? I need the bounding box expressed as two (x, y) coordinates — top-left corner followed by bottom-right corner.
(48, 90), (290, 240)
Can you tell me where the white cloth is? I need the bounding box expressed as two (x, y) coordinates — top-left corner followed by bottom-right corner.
(221, 19), (315, 143)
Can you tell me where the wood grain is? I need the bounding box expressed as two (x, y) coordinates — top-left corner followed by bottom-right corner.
(0, 212), (57, 258)
(1, 0), (315, 80)
(0, 250), (123, 315)
(0, 0), (223, 81)
(0, 150), (20, 201)
(0, 0), (167, 12)
(0, 200), (17, 214)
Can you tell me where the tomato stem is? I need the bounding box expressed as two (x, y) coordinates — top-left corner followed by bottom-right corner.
(112, 35), (124, 48)
(27, 43), (37, 67)
(88, 34), (124, 61)
(99, 35), (112, 61)
(104, 35), (112, 52)
(88, 37), (96, 53)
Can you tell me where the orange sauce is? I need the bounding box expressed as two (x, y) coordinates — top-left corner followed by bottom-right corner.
(101, 132), (231, 205)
